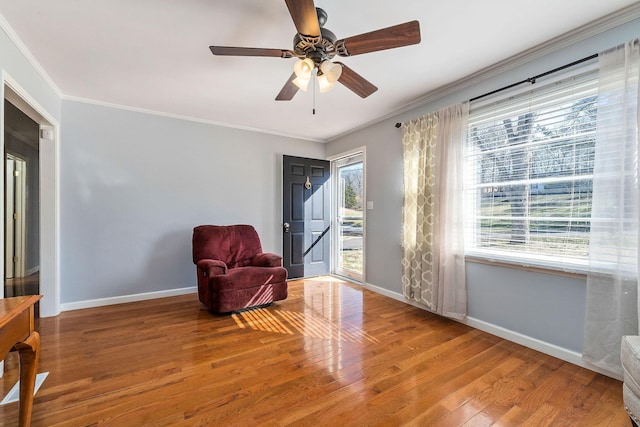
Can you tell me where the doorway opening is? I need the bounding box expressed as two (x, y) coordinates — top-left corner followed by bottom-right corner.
(3, 100), (40, 312)
(2, 77), (59, 318)
(331, 150), (365, 283)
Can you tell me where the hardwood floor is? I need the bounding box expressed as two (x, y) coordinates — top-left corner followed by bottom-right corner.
(0, 276), (629, 426)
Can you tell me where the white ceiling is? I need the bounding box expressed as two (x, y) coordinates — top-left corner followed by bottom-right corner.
(0, 1), (637, 142)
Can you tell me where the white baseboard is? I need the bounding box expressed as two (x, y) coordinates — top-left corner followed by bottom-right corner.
(361, 281), (402, 300)
(463, 316), (621, 380)
(60, 286), (197, 312)
(362, 281), (621, 380)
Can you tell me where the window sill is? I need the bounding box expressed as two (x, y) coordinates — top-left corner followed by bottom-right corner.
(464, 251), (588, 279)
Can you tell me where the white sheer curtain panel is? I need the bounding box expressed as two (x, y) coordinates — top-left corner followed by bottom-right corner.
(583, 38), (640, 376)
(401, 103), (468, 319)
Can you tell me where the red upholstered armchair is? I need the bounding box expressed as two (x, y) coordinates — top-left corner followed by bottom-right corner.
(192, 225), (288, 313)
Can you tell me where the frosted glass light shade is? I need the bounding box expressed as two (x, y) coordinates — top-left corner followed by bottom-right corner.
(319, 61), (342, 83)
(294, 58), (315, 79)
(293, 76), (310, 91)
(317, 74), (335, 93)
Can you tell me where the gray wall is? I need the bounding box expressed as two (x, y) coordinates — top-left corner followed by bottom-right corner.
(326, 19), (640, 355)
(60, 100), (325, 303)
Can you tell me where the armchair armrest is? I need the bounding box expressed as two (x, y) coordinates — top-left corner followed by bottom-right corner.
(197, 259), (227, 277)
(251, 252), (283, 267)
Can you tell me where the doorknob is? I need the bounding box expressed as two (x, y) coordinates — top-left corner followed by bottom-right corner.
(283, 222), (290, 233)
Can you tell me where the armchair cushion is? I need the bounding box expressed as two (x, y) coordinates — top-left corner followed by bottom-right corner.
(251, 252), (283, 268)
(211, 266), (287, 292)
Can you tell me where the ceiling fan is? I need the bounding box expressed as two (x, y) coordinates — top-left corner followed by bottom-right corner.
(209, 0), (421, 100)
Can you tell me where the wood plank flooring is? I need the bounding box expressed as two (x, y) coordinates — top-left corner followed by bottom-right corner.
(0, 276), (630, 426)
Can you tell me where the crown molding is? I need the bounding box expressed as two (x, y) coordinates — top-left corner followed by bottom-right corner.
(63, 95), (326, 143)
(0, 12), (64, 99)
(327, 2), (640, 142)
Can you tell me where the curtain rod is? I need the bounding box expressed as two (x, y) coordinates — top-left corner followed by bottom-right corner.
(394, 52), (598, 128)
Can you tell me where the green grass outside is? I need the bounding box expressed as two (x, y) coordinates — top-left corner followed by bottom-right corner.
(480, 193), (591, 232)
(478, 193), (592, 256)
(341, 248), (363, 272)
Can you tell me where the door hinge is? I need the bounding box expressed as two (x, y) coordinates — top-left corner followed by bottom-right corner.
(13, 212), (18, 220)
(13, 256), (18, 263)
(13, 170), (19, 177)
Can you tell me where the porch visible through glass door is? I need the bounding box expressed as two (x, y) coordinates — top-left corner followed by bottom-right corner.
(335, 155), (363, 281)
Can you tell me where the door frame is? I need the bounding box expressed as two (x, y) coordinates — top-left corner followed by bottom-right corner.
(329, 146), (366, 284)
(2, 72), (60, 317)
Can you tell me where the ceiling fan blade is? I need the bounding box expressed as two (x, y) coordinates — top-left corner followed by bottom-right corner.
(276, 73), (300, 101)
(210, 46), (295, 58)
(335, 21), (421, 57)
(284, 0), (321, 38)
(335, 63), (378, 98)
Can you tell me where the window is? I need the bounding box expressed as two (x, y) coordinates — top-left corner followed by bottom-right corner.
(464, 68), (598, 271)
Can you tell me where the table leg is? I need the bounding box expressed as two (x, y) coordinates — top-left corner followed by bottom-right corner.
(14, 331), (40, 427)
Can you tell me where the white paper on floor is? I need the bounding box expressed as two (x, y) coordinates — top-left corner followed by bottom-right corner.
(0, 372), (49, 405)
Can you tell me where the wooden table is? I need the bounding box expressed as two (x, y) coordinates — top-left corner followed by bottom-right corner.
(0, 295), (42, 426)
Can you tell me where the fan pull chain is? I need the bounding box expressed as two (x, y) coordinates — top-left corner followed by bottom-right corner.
(312, 70), (316, 115)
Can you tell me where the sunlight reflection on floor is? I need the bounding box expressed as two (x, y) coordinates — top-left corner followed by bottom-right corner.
(231, 277), (378, 345)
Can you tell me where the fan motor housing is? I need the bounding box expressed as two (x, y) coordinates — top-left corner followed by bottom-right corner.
(293, 27), (337, 61)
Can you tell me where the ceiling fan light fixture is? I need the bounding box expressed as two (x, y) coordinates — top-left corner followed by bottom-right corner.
(319, 60), (342, 83)
(293, 58), (315, 80)
(210, 6), (421, 102)
(317, 74), (335, 93)
(292, 76), (311, 92)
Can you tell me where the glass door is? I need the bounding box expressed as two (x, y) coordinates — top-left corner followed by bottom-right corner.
(333, 152), (364, 282)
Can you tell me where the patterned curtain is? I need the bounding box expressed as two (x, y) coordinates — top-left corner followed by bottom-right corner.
(401, 103), (468, 319)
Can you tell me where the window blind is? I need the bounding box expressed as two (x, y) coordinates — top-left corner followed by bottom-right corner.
(464, 68), (599, 271)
